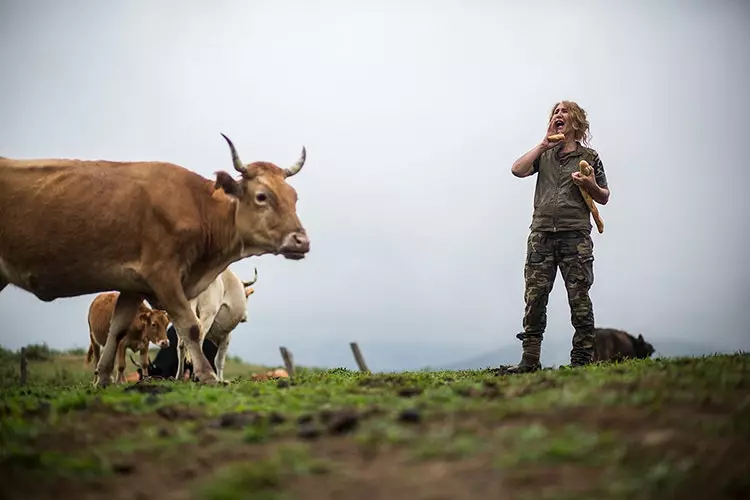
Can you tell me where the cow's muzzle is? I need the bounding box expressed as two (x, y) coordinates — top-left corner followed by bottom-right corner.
(158, 339), (170, 349)
(279, 230), (310, 260)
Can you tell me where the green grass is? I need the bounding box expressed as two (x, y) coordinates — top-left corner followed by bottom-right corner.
(0, 346), (280, 389)
(0, 350), (748, 500)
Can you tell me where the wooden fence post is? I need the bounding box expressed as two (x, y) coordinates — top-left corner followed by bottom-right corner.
(20, 347), (28, 386)
(350, 342), (371, 374)
(279, 346), (296, 379)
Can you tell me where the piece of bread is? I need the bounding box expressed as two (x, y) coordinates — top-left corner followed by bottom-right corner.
(547, 133), (565, 142)
(578, 160), (605, 234)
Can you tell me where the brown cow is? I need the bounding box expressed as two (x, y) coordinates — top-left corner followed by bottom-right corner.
(85, 291), (171, 383)
(593, 328), (655, 363)
(0, 134), (310, 387)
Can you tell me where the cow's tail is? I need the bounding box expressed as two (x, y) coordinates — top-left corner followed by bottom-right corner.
(129, 353), (144, 371)
(84, 342), (94, 365)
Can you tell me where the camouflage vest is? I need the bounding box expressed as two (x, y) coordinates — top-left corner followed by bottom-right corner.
(529, 143), (609, 233)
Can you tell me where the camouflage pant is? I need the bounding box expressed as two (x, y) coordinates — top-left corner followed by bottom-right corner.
(520, 230), (596, 365)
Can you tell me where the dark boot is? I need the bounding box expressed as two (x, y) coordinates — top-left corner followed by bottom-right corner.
(506, 332), (542, 374)
(506, 353), (542, 374)
(570, 327), (595, 367)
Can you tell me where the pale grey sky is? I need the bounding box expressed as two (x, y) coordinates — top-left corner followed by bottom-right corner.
(1, 0), (748, 371)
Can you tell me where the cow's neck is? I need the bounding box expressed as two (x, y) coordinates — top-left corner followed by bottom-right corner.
(182, 194), (245, 299)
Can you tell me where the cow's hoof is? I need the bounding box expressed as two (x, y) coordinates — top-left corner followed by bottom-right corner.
(196, 372), (219, 385)
(95, 375), (114, 388)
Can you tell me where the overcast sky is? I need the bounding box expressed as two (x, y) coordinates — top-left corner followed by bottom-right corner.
(1, 0), (748, 371)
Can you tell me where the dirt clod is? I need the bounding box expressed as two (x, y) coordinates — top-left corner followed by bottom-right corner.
(397, 387), (423, 398)
(156, 405), (199, 421)
(268, 411), (286, 425)
(211, 411), (261, 429)
(326, 410), (359, 435)
(397, 408), (422, 424)
(113, 462), (136, 475)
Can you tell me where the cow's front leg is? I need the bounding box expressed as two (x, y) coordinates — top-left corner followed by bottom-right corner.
(139, 345), (150, 380)
(214, 332), (231, 382)
(95, 293), (142, 388)
(154, 284), (218, 385)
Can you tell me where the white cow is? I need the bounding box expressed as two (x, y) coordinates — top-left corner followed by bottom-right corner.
(177, 266), (258, 381)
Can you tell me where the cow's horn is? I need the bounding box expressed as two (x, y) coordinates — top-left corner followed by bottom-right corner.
(283, 146), (306, 177)
(220, 133), (247, 174)
(242, 267), (258, 287)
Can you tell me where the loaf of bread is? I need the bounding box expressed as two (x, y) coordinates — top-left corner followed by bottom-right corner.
(578, 160), (604, 234)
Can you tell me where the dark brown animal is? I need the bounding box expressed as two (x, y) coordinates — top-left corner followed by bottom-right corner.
(85, 291), (171, 383)
(593, 328), (655, 363)
(0, 134), (310, 387)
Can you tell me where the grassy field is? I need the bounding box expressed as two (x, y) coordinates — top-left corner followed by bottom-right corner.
(0, 348), (748, 500)
(0, 344), (274, 386)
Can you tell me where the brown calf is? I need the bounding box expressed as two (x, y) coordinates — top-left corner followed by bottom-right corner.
(85, 292), (170, 383)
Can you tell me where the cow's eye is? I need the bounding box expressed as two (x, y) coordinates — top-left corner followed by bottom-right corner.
(255, 192), (268, 203)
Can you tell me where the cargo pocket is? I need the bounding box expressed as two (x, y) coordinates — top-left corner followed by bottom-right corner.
(527, 251), (546, 265)
(525, 232), (552, 266)
(577, 253), (595, 287)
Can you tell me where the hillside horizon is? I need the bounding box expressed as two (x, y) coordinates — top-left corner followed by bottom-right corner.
(4, 333), (746, 374)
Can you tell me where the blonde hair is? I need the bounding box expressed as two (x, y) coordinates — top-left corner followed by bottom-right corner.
(549, 100), (591, 146)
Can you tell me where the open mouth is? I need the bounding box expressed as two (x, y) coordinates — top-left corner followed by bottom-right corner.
(553, 119), (565, 131)
(281, 251), (307, 260)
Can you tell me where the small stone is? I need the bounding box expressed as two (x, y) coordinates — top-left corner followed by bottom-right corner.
(298, 423), (321, 440)
(268, 412), (286, 425)
(397, 408), (421, 424)
(113, 462), (136, 475)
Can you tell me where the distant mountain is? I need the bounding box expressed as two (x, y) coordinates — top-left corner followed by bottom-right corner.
(437, 344), (524, 371)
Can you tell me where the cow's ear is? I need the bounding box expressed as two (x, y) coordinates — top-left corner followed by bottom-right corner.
(214, 171), (242, 198)
(637, 334), (644, 341)
(137, 312), (150, 325)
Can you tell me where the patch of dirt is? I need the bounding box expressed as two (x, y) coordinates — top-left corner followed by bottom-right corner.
(290, 452), (508, 500)
(1, 399), (747, 500)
